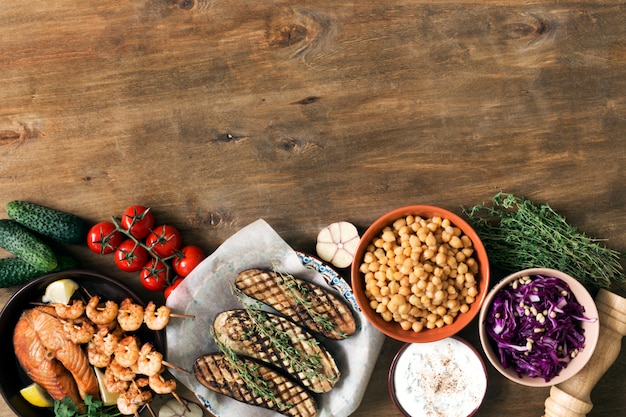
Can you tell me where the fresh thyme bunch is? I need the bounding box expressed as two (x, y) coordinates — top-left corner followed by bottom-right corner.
(463, 192), (625, 291)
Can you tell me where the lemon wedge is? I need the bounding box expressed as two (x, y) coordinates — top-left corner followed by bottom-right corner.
(20, 383), (54, 408)
(94, 367), (119, 406)
(41, 279), (79, 304)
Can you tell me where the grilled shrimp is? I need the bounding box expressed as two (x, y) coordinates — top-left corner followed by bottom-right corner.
(137, 343), (163, 376)
(87, 327), (118, 368)
(114, 335), (140, 368)
(148, 372), (176, 394)
(143, 302), (170, 330)
(86, 296), (119, 325)
(117, 298), (144, 332)
(116, 380), (152, 416)
(63, 319), (95, 345)
(104, 366), (130, 394)
(109, 357), (136, 382)
(54, 300), (85, 320)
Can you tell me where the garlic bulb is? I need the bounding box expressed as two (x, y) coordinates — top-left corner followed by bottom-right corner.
(316, 222), (361, 268)
(158, 398), (204, 417)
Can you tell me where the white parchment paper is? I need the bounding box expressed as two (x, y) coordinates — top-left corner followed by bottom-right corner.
(165, 219), (385, 417)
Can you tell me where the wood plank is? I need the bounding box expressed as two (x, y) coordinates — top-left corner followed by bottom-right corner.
(1, 1), (625, 416)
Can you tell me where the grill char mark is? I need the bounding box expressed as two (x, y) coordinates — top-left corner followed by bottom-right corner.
(215, 309), (340, 393)
(193, 353), (318, 417)
(235, 269), (356, 339)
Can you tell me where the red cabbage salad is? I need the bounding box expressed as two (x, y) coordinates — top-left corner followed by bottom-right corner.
(485, 274), (596, 382)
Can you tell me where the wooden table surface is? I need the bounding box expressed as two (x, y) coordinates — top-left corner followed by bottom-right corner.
(1, 1), (625, 416)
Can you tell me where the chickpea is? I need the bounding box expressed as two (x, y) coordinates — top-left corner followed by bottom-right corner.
(369, 285), (381, 298)
(381, 310), (393, 322)
(400, 320), (413, 331)
(398, 303), (411, 315)
(360, 214), (480, 333)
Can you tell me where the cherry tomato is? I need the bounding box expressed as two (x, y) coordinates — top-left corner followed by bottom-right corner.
(139, 259), (170, 292)
(114, 239), (149, 272)
(121, 205), (155, 239)
(164, 277), (184, 299)
(173, 245), (206, 277)
(87, 221), (124, 255)
(145, 225), (182, 258)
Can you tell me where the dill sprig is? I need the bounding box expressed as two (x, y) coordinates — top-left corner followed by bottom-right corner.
(232, 286), (334, 383)
(463, 192), (624, 291)
(212, 330), (291, 411)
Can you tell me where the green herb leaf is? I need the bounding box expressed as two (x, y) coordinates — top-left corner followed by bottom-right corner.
(54, 396), (120, 417)
(463, 192), (624, 291)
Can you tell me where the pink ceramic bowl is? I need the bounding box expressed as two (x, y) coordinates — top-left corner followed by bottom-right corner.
(389, 336), (488, 417)
(351, 205), (490, 343)
(479, 268), (600, 387)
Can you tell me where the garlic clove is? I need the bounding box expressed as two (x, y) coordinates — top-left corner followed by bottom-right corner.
(316, 221), (360, 268)
(158, 398), (204, 417)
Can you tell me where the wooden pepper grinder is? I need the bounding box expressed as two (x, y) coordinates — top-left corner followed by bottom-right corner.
(543, 289), (626, 417)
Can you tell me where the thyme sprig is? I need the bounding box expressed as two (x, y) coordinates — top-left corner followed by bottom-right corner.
(463, 192), (624, 291)
(232, 286), (335, 383)
(213, 330), (291, 411)
(272, 267), (347, 339)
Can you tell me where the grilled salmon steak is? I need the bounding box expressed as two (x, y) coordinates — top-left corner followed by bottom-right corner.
(235, 269), (356, 340)
(24, 307), (99, 399)
(194, 352), (318, 417)
(214, 309), (340, 393)
(13, 315), (83, 405)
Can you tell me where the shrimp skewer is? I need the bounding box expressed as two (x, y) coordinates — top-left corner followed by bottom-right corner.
(86, 296), (119, 325)
(114, 335), (140, 368)
(54, 300), (85, 320)
(63, 319), (95, 345)
(117, 379), (152, 416)
(117, 298), (144, 332)
(87, 327), (118, 368)
(148, 372), (189, 411)
(143, 302), (194, 331)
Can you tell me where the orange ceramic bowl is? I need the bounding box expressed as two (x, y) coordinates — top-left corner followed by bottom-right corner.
(351, 205), (490, 343)
(479, 268), (599, 387)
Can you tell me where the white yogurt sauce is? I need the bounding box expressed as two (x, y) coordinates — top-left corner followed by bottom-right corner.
(393, 338), (486, 417)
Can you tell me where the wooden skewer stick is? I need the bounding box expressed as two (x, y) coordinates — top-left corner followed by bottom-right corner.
(162, 360), (191, 375)
(145, 403), (157, 417)
(170, 313), (195, 319)
(171, 391), (190, 412)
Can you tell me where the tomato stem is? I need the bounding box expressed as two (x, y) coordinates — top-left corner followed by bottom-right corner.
(110, 216), (178, 285)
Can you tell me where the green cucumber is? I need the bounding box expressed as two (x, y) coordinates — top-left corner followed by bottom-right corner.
(6, 200), (89, 244)
(0, 219), (58, 271)
(0, 254), (79, 288)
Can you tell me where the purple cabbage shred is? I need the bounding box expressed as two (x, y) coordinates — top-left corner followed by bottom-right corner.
(485, 275), (596, 382)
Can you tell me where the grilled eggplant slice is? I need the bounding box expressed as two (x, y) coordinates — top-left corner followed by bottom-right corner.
(214, 309), (339, 393)
(235, 269), (356, 339)
(194, 353), (318, 417)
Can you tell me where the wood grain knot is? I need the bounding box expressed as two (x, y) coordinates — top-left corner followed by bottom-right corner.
(0, 130), (21, 144)
(178, 0), (195, 10)
(266, 8), (335, 59)
(269, 24), (308, 48)
(0, 124), (43, 146)
(274, 137), (319, 154)
(291, 96), (321, 105)
(501, 14), (553, 42)
(190, 209), (233, 227)
(212, 132), (244, 143)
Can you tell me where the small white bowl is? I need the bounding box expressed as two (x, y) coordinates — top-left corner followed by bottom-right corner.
(388, 336), (488, 417)
(479, 268), (600, 387)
